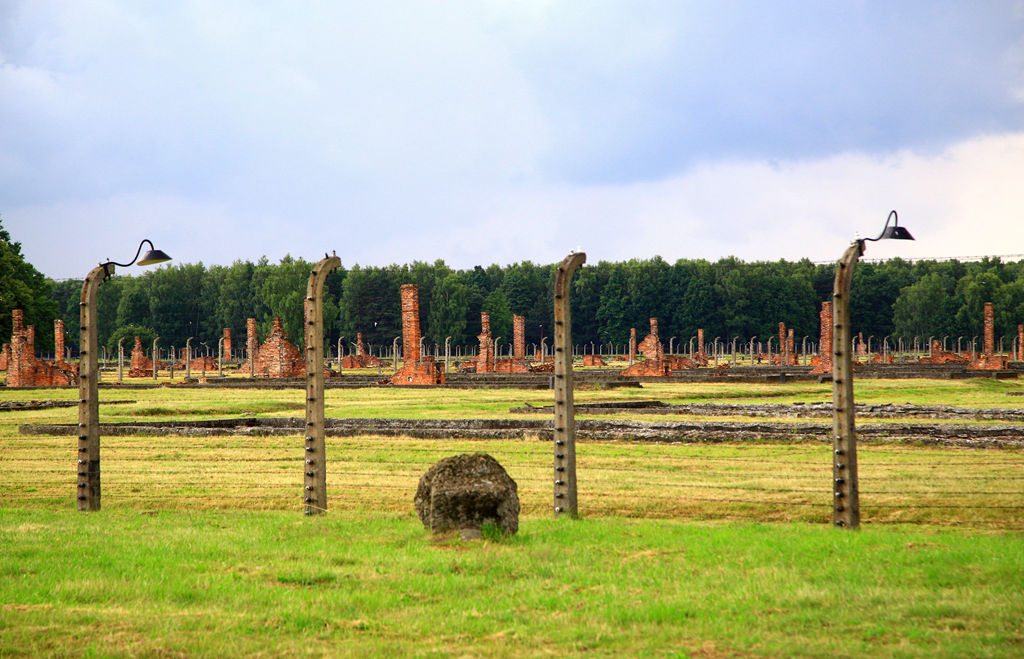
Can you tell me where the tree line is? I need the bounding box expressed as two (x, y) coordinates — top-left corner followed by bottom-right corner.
(34, 254), (1024, 358)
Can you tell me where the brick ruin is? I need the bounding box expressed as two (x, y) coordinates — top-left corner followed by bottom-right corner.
(773, 322), (798, 366)
(474, 312), (495, 373)
(692, 328), (708, 366)
(620, 318), (698, 377)
(628, 327), (637, 364)
(0, 343), (9, 371)
(128, 335), (162, 376)
(3, 309), (77, 386)
(921, 339), (968, 364)
(1019, 324), (1024, 361)
(392, 284), (445, 385)
(223, 328), (232, 360)
(810, 302), (833, 374)
(247, 318), (259, 375)
(582, 353), (606, 367)
(252, 317), (305, 378)
(493, 313), (532, 373)
(341, 332), (382, 368)
(967, 302), (1007, 369)
(178, 349), (217, 372)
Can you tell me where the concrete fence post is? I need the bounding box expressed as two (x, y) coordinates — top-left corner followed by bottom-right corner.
(304, 254), (340, 515)
(553, 251), (586, 518)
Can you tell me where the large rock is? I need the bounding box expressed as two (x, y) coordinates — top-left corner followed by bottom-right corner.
(414, 453), (520, 536)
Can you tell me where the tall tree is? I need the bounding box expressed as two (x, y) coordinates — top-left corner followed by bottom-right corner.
(427, 272), (470, 346)
(0, 216), (57, 349)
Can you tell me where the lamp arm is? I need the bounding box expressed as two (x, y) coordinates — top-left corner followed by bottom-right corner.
(864, 210), (898, 242)
(103, 239), (155, 268)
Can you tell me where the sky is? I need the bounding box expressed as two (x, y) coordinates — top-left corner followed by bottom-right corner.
(2, 1), (1023, 280)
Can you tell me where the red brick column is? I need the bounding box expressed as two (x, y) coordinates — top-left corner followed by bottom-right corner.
(400, 284), (421, 364)
(392, 284), (444, 385)
(9, 309), (25, 386)
(222, 328), (232, 358)
(355, 332), (366, 357)
(54, 319), (65, 361)
(629, 327), (637, 363)
(513, 314), (525, 360)
(1019, 324), (1024, 361)
(0, 343), (9, 371)
(857, 332), (866, 359)
(476, 312), (493, 373)
(644, 318), (664, 362)
(818, 301), (833, 371)
(983, 302), (995, 357)
(247, 318), (258, 373)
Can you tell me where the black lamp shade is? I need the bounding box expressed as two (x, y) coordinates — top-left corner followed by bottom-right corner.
(138, 248), (172, 265)
(880, 225), (914, 241)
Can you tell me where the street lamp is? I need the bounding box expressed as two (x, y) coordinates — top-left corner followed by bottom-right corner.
(78, 239), (171, 511)
(832, 210), (913, 529)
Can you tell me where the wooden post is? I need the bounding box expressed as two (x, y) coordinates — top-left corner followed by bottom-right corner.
(304, 254), (340, 515)
(78, 263), (112, 511)
(833, 240), (863, 529)
(553, 251), (586, 518)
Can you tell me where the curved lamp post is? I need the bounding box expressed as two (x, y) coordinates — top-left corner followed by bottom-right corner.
(832, 211), (913, 529)
(79, 239), (171, 511)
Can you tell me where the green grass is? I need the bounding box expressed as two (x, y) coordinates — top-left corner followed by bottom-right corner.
(2, 379), (1023, 655)
(1, 509), (1022, 657)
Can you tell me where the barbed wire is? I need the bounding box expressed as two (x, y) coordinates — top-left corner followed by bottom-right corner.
(5, 437), (1022, 525)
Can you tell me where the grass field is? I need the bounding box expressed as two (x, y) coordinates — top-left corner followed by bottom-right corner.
(2, 377), (1023, 656)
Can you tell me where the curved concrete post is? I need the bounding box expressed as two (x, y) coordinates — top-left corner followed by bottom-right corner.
(185, 337), (193, 379)
(117, 337), (125, 384)
(78, 263), (113, 511)
(392, 337), (400, 373)
(304, 254), (341, 515)
(553, 251), (586, 518)
(833, 240), (864, 529)
(218, 337), (225, 376)
(153, 337), (160, 380)
(445, 336), (451, 374)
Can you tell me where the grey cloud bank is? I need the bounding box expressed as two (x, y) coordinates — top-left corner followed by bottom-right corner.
(1, 1), (1022, 279)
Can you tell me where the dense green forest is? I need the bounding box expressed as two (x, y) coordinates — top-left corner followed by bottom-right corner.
(35, 254), (1024, 358)
(3, 218), (1022, 358)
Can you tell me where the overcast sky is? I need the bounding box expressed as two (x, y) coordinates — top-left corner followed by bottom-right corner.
(2, 1), (1023, 280)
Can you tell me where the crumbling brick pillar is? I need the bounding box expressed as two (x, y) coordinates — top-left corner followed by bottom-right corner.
(247, 318), (258, 375)
(252, 318), (304, 377)
(644, 318), (664, 362)
(788, 329), (795, 364)
(513, 314), (525, 360)
(392, 284), (444, 385)
(810, 301), (833, 374)
(54, 319), (65, 361)
(1019, 324), (1023, 361)
(401, 284), (421, 364)
(356, 332), (366, 356)
(983, 302), (995, 357)
(857, 332), (866, 359)
(9, 309), (25, 385)
(629, 327), (637, 364)
(476, 312), (494, 373)
(0, 343), (9, 371)
(223, 328), (232, 359)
